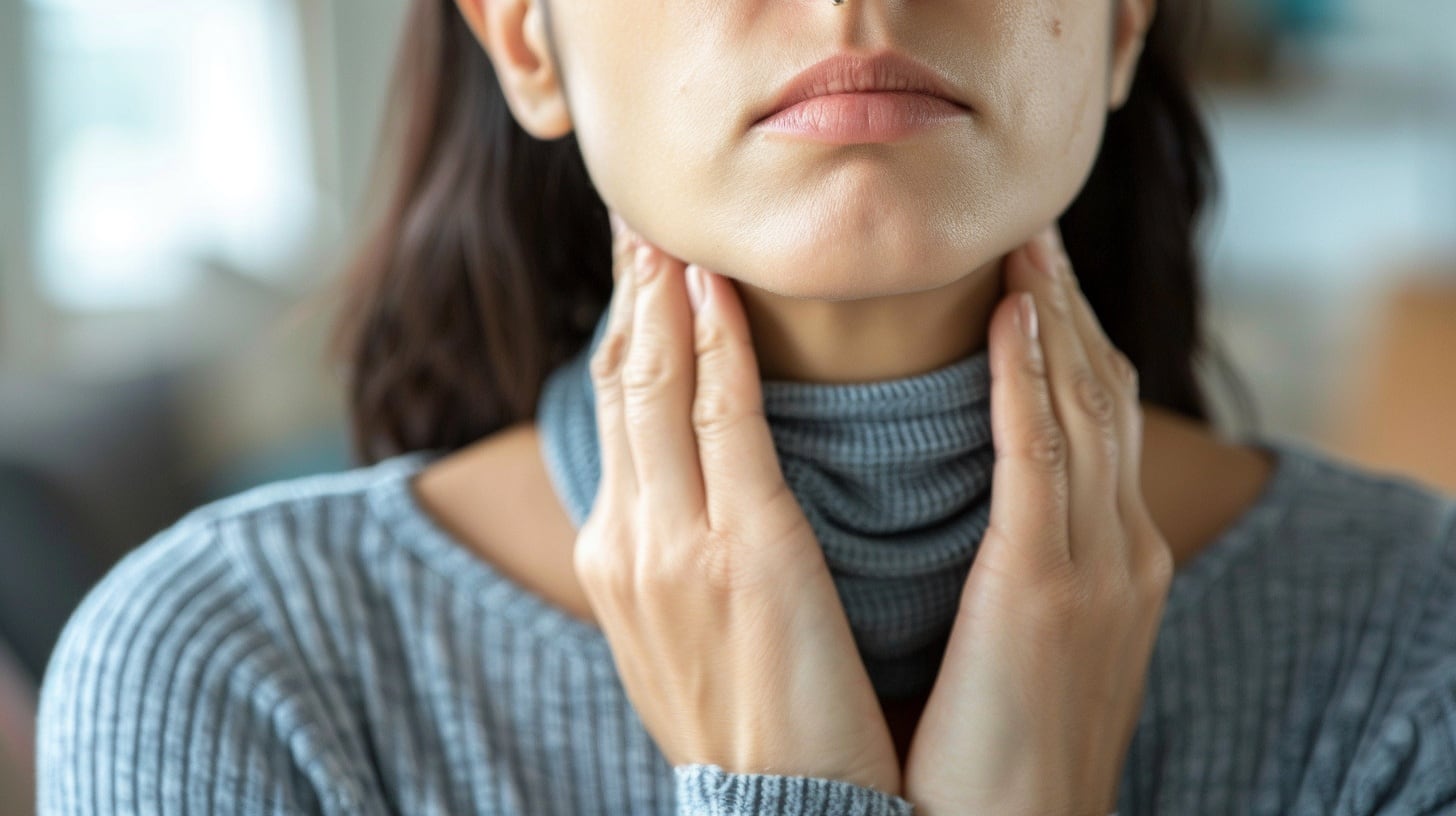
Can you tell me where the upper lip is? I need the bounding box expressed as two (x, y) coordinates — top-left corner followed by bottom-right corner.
(755, 50), (970, 124)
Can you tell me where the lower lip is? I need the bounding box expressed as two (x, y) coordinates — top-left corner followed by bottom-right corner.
(754, 92), (970, 143)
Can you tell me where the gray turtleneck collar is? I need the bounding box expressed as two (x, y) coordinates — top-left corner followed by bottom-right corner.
(538, 306), (996, 701)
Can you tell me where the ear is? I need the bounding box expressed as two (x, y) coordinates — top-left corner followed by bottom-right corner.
(1107, 0), (1156, 112)
(454, 0), (573, 139)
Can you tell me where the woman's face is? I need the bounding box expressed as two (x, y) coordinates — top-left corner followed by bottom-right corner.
(479, 0), (1151, 301)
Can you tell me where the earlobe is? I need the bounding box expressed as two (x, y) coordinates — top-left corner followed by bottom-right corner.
(1107, 38), (1145, 112)
(457, 0), (574, 139)
(1106, 0), (1156, 112)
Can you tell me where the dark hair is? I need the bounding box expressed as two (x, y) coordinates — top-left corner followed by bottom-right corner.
(328, 0), (1257, 465)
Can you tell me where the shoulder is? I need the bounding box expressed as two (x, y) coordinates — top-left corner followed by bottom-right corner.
(1171, 435), (1456, 699)
(1170, 432), (1455, 605)
(1265, 443), (1456, 810)
(177, 450), (435, 551)
(1263, 440), (1456, 579)
(1265, 437), (1456, 614)
(37, 450), (439, 685)
(34, 454), (433, 814)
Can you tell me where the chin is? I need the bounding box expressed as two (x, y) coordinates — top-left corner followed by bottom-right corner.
(727, 248), (980, 303)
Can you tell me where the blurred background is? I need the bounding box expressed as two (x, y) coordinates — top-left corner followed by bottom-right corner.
(1, 0), (1454, 809)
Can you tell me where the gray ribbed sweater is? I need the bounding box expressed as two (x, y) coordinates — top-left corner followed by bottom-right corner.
(537, 308), (1006, 704)
(36, 432), (1456, 814)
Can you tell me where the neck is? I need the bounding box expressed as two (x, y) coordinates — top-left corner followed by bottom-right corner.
(734, 255), (1008, 383)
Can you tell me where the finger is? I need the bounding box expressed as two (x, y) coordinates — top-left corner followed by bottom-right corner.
(589, 230), (641, 505)
(1004, 227), (1121, 570)
(1045, 229), (1156, 565)
(621, 242), (706, 530)
(981, 282), (1072, 574)
(687, 265), (795, 539)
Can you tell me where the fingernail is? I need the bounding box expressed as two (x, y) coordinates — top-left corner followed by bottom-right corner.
(1019, 292), (1039, 341)
(634, 244), (657, 283)
(686, 265), (708, 313)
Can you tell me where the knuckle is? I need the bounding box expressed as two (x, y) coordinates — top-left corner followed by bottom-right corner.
(1072, 366), (1116, 427)
(690, 528), (754, 594)
(695, 320), (757, 381)
(1044, 281), (1073, 316)
(1134, 538), (1176, 596)
(694, 316), (735, 355)
(634, 547), (681, 592)
(620, 342), (679, 401)
(627, 525), (681, 591)
(1092, 551), (1137, 599)
(570, 535), (597, 577)
(1025, 420), (1069, 471)
(574, 529), (630, 588)
(1107, 347), (1139, 393)
(692, 385), (755, 440)
(589, 332), (628, 384)
(572, 541), (609, 585)
(1025, 574), (1088, 628)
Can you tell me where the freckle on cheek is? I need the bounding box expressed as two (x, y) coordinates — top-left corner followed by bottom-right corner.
(1052, 18), (1063, 38)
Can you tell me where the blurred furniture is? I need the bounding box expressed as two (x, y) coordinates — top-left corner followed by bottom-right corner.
(1320, 271), (1456, 494)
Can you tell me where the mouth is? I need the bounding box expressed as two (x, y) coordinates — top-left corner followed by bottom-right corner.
(755, 93), (971, 144)
(753, 50), (972, 128)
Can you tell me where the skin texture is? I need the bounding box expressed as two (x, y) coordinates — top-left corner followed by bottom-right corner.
(900, 225), (1171, 815)
(454, 0), (1155, 383)
(411, 218), (1280, 807)
(571, 219), (905, 794)
(568, 215), (1170, 812)
(425, 0), (1247, 811)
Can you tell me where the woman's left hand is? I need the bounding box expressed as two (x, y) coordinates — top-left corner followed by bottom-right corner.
(901, 224), (1175, 816)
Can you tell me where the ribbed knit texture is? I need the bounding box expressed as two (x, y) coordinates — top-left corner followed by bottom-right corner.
(538, 308), (997, 701)
(36, 397), (1456, 812)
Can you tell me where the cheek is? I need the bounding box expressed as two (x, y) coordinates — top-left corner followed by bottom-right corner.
(563, 0), (1112, 284)
(556, 7), (731, 244)
(563, 58), (687, 239)
(995, 23), (1110, 207)
(571, 77), (728, 262)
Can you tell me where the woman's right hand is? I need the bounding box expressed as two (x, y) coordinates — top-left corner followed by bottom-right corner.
(572, 210), (902, 796)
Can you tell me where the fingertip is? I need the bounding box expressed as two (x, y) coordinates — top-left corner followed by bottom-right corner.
(1019, 291), (1039, 344)
(987, 293), (1022, 380)
(633, 244), (658, 283)
(691, 266), (752, 339)
(685, 264), (710, 315)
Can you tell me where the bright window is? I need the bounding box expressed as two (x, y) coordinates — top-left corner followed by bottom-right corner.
(26, 0), (316, 311)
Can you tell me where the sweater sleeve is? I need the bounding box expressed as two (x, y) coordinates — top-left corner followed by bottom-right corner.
(674, 763), (915, 815)
(34, 518), (380, 816)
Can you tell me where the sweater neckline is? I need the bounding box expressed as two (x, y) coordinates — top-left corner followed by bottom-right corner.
(366, 429), (1322, 657)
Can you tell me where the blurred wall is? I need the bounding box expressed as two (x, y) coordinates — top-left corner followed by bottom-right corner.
(0, 0), (409, 756)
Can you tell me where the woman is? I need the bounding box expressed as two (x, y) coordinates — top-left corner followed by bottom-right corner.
(36, 0), (1456, 813)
